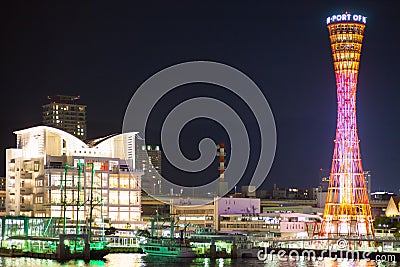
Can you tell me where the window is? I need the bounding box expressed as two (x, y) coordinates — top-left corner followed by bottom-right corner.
(120, 191), (129, 205)
(36, 196), (44, 204)
(120, 175), (129, 188)
(34, 161), (40, 172)
(35, 179), (43, 187)
(109, 175), (118, 188)
(109, 191), (118, 205)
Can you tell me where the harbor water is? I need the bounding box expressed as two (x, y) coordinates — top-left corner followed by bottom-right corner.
(0, 254), (398, 267)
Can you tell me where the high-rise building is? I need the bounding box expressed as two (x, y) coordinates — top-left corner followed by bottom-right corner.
(42, 95), (87, 140)
(135, 136), (162, 195)
(5, 126), (143, 228)
(320, 13), (374, 237)
(364, 170), (372, 197)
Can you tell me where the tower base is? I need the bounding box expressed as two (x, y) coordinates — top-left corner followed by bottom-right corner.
(319, 218), (374, 237)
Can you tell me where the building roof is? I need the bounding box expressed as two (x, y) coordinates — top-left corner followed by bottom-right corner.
(86, 134), (119, 147)
(392, 196), (400, 206)
(13, 125), (138, 159)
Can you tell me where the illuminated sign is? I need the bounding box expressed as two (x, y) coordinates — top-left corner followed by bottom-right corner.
(326, 13), (367, 25)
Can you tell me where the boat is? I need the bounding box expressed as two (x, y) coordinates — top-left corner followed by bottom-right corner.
(140, 236), (196, 258)
(140, 215), (196, 257)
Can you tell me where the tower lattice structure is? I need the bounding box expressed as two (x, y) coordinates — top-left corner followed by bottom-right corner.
(320, 13), (374, 237)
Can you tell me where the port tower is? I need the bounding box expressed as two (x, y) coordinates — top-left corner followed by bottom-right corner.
(320, 12), (374, 238)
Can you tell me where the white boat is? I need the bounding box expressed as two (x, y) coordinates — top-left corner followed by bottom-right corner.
(140, 237), (196, 257)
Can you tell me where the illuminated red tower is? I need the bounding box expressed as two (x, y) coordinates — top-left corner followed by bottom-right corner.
(320, 13), (374, 237)
(217, 144), (228, 196)
(217, 144), (225, 182)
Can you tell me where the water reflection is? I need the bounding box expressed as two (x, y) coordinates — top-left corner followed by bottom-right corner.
(0, 254), (398, 267)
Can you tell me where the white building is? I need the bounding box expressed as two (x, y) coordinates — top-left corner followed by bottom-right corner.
(5, 126), (143, 228)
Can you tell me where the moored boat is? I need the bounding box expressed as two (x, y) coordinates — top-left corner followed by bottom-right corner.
(140, 236), (196, 257)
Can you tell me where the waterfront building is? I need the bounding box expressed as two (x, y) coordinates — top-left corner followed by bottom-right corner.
(170, 199), (216, 231)
(5, 126), (143, 228)
(262, 205), (314, 214)
(219, 213), (321, 238)
(42, 95), (87, 140)
(170, 197), (321, 238)
(320, 13), (374, 237)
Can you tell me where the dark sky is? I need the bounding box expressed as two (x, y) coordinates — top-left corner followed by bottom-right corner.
(1, 1), (399, 192)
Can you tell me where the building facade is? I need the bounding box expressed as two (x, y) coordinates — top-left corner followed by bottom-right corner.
(170, 197), (320, 237)
(5, 126), (142, 228)
(42, 95), (87, 140)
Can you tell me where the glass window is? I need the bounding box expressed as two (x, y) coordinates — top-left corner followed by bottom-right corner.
(120, 175), (129, 189)
(130, 191), (139, 205)
(109, 174), (118, 188)
(109, 191), (118, 205)
(120, 191), (129, 205)
(109, 212), (118, 221)
(120, 212), (129, 222)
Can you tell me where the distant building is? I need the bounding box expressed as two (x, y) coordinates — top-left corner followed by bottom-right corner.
(6, 126), (143, 228)
(318, 168), (330, 192)
(317, 191), (328, 208)
(241, 186), (256, 198)
(272, 184), (287, 199)
(256, 189), (269, 199)
(42, 95), (87, 140)
(371, 191), (394, 201)
(270, 184), (313, 200)
(135, 137), (162, 195)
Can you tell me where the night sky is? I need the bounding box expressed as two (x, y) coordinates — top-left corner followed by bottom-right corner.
(1, 1), (399, 192)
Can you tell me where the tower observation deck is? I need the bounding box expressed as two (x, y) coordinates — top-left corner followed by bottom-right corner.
(319, 13), (374, 238)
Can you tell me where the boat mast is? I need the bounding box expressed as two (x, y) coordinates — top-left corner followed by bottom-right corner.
(76, 163), (82, 236)
(62, 165), (68, 234)
(88, 162), (94, 242)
